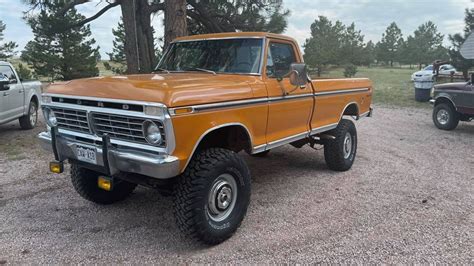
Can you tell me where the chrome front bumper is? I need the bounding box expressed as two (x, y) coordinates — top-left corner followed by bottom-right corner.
(38, 131), (180, 179)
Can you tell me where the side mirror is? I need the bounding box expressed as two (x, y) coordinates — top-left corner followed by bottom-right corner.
(0, 76), (10, 91)
(289, 63), (309, 86)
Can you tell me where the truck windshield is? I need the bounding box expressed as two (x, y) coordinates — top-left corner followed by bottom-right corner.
(156, 38), (263, 75)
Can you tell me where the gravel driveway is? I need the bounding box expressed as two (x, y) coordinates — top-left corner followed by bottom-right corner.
(0, 105), (473, 264)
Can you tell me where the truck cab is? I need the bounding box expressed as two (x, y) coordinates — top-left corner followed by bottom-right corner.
(0, 61), (42, 129)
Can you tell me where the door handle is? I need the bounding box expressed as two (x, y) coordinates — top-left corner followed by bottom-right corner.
(19, 89), (24, 93)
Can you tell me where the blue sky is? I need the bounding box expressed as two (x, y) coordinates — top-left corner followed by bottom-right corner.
(0, 0), (472, 58)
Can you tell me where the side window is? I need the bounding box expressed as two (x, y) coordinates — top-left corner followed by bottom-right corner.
(266, 42), (296, 78)
(0, 66), (17, 83)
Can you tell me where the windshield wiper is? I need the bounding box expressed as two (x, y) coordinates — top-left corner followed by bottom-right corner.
(155, 67), (170, 74)
(191, 68), (216, 75)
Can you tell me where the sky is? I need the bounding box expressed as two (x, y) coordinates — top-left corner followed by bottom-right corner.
(0, 0), (473, 58)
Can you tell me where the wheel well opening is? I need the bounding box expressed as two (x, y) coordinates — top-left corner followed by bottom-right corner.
(195, 125), (252, 155)
(435, 97), (455, 109)
(31, 95), (39, 105)
(343, 103), (359, 117)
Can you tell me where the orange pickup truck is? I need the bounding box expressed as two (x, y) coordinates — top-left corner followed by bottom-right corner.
(38, 32), (373, 244)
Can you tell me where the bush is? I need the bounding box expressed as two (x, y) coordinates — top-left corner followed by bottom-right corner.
(344, 64), (358, 77)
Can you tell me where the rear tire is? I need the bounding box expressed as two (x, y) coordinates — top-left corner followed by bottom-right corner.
(323, 119), (357, 172)
(19, 100), (38, 130)
(173, 148), (251, 245)
(70, 164), (137, 205)
(433, 103), (459, 131)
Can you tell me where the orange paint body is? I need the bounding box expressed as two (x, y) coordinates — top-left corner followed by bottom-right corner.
(45, 32), (373, 173)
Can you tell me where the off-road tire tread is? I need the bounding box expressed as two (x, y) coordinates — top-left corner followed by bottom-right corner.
(70, 164), (137, 205)
(173, 148), (251, 245)
(324, 119), (357, 172)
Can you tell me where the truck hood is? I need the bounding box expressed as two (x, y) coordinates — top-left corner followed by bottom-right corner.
(45, 73), (259, 107)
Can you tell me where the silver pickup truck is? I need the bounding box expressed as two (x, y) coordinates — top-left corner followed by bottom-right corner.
(0, 61), (41, 129)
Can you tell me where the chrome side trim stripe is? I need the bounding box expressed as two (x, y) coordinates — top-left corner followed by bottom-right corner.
(170, 88), (370, 116)
(314, 88), (370, 97)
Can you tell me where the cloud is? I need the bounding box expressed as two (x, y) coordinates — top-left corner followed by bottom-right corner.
(0, 0), (472, 58)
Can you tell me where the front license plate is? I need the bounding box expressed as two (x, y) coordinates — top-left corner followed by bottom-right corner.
(76, 145), (97, 164)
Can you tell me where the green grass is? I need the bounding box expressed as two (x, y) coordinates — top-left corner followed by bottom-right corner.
(319, 67), (430, 108)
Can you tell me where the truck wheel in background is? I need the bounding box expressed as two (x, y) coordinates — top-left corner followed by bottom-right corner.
(323, 119), (357, 172)
(433, 103), (460, 130)
(173, 148), (251, 245)
(250, 150), (270, 157)
(70, 164), (137, 205)
(19, 100), (38, 130)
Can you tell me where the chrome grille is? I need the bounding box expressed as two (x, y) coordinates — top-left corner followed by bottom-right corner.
(51, 107), (90, 133)
(91, 113), (166, 146)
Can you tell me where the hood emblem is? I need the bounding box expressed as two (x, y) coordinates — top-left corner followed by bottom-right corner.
(77, 100), (82, 105)
(123, 104), (129, 110)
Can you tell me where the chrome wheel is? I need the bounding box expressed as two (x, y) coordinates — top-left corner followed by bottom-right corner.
(207, 173), (237, 222)
(436, 109), (449, 125)
(343, 132), (352, 159)
(29, 103), (37, 126)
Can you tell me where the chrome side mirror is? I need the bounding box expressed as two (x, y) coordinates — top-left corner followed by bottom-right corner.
(289, 63), (308, 87)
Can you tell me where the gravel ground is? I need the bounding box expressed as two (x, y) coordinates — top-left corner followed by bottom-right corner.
(0, 105), (473, 264)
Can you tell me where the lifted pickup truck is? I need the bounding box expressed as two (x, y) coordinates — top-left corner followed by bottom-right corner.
(38, 32), (373, 244)
(0, 61), (41, 129)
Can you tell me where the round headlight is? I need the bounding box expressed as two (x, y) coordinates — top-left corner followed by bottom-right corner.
(143, 120), (162, 145)
(44, 108), (58, 127)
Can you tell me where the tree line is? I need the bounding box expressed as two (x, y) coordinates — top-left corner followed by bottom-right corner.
(0, 1), (472, 81)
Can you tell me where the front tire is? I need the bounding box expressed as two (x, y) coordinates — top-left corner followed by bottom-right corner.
(173, 148), (251, 245)
(323, 119), (357, 172)
(70, 164), (137, 205)
(433, 103), (459, 131)
(19, 100), (38, 130)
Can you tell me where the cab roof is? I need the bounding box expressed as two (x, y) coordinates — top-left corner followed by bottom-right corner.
(173, 32), (297, 43)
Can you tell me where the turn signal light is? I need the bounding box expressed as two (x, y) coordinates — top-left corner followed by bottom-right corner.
(49, 161), (64, 174)
(98, 176), (113, 191)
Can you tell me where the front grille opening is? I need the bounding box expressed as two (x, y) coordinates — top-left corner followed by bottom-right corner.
(91, 113), (166, 147)
(51, 107), (90, 133)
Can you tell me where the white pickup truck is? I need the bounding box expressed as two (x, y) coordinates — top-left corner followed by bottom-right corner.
(0, 61), (41, 129)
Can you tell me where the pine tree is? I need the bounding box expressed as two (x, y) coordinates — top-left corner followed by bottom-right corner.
(106, 19), (127, 74)
(376, 22), (404, 67)
(304, 16), (345, 76)
(0, 20), (18, 60)
(340, 23), (365, 65)
(21, 2), (100, 81)
(448, 8), (474, 78)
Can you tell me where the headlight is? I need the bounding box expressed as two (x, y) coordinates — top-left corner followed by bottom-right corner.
(43, 108), (58, 127)
(143, 120), (162, 145)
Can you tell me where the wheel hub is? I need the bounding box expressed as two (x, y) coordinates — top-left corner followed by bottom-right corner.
(207, 174), (237, 222)
(437, 109), (449, 125)
(30, 104), (37, 125)
(343, 132), (352, 159)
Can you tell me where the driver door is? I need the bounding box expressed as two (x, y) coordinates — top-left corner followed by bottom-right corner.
(263, 40), (313, 145)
